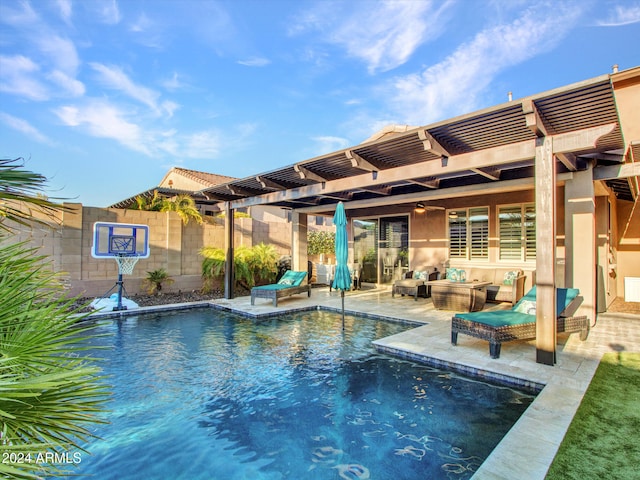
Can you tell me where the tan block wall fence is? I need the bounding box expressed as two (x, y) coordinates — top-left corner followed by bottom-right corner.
(7, 203), (294, 298)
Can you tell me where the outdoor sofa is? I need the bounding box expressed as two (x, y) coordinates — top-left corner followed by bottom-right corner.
(451, 286), (590, 358)
(445, 267), (527, 305)
(250, 270), (310, 307)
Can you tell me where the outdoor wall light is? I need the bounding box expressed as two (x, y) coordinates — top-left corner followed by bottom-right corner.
(415, 202), (426, 213)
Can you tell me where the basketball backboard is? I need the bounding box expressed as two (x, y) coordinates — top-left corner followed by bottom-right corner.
(91, 222), (150, 258)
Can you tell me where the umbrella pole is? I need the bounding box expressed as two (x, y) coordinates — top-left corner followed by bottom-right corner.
(341, 290), (345, 330)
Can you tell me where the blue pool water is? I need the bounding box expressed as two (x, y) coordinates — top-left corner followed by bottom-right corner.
(67, 308), (534, 479)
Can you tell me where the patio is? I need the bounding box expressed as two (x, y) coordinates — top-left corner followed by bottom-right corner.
(206, 286), (640, 480)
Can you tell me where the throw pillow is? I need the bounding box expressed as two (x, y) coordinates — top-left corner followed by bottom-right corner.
(503, 270), (519, 286)
(414, 270), (428, 280)
(278, 278), (294, 285)
(514, 299), (536, 315)
(458, 269), (467, 282)
(446, 268), (459, 282)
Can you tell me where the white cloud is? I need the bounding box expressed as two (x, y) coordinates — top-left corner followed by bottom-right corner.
(183, 131), (221, 159)
(0, 1), (39, 26)
(54, 100), (151, 155)
(162, 72), (188, 91)
(384, 4), (584, 125)
(35, 33), (80, 74)
(0, 55), (49, 100)
(47, 70), (85, 97)
(0, 112), (51, 144)
(54, 99), (217, 159)
(90, 63), (174, 116)
(161, 100), (179, 118)
(312, 135), (350, 154)
(130, 12), (152, 33)
(155, 129), (221, 158)
(55, 0), (73, 24)
(96, 0), (121, 25)
(291, 0), (453, 73)
(597, 4), (640, 26)
(237, 57), (271, 67)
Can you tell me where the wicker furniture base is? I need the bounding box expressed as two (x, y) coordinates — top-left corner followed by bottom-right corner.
(392, 283), (427, 300)
(451, 314), (589, 359)
(430, 282), (490, 312)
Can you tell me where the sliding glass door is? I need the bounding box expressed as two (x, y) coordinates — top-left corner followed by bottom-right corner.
(353, 215), (408, 285)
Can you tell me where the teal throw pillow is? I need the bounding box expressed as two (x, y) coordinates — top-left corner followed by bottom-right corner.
(446, 268), (459, 282)
(414, 270), (428, 280)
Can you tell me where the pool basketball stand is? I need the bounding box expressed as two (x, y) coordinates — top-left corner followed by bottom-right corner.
(91, 222), (150, 311)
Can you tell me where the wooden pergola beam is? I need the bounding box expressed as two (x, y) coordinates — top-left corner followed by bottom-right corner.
(345, 150), (381, 172)
(225, 184), (256, 196)
(256, 175), (286, 190)
(418, 129), (450, 157)
(409, 177), (440, 189)
(471, 167), (501, 181)
(523, 98), (550, 137)
(294, 164), (328, 182)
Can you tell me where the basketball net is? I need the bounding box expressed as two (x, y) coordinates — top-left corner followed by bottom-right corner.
(115, 254), (140, 276)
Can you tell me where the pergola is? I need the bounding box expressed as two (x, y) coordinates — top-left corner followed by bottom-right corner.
(199, 68), (640, 366)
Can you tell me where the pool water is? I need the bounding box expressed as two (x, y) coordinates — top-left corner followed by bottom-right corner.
(68, 308), (534, 479)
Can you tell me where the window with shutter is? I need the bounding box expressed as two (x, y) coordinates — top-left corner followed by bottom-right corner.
(469, 207), (489, 259)
(448, 208), (488, 260)
(498, 204), (536, 261)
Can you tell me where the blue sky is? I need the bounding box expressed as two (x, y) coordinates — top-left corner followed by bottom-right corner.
(1, 0), (639, 207)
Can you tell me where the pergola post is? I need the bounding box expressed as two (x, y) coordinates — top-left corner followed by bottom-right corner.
(291, 211), (308, 273)
(564, 164), (597, 321)
(224, 202), (235, 299)
(535, 136), (557, 365)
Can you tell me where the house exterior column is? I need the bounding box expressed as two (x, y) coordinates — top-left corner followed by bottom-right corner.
(564, 164), (596, 321)
(291, 212), (308, 273)
(224, 202), (234, 299)
(535, 136), (557, 366)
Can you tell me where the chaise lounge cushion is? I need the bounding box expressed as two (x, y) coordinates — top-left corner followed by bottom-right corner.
(452, 286), (588, 358)
(276, 270), (307, 286)
(251, 270), (310, 306)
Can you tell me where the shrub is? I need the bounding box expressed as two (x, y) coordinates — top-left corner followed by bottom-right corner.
(142, 268), (174, 295)
(200, 243), (278, 292)
(0, 158), (108, 479)
(308, 230), (335, 255)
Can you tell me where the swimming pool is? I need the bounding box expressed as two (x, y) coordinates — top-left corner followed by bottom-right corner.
(69, 308), (534, 479)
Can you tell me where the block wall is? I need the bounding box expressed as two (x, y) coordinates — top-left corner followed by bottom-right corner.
(4, 204), (274, 298)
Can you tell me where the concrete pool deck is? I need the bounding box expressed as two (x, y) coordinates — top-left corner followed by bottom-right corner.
(206, 286), (640, 480)
(96, 286), (639, 479)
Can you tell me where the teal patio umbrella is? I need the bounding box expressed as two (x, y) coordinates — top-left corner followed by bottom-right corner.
(332, 201), (351, 329)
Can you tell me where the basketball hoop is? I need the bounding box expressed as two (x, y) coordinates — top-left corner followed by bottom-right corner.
(115, 254), (140, 276)
(91, 222), (150, 311)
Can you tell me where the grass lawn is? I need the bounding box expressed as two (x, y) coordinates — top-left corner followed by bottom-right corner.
(546, 352), (640, 480)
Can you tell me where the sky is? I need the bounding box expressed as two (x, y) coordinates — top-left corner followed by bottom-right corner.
(1, 0), (640, 207)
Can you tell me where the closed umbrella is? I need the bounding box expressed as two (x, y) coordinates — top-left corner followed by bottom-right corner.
(332, 201), (351, 329)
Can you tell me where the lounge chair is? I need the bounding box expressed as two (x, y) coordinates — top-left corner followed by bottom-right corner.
(392, 269), (440, 300)
(250, 270), (311, 307)
(451, 286), (590, 358)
